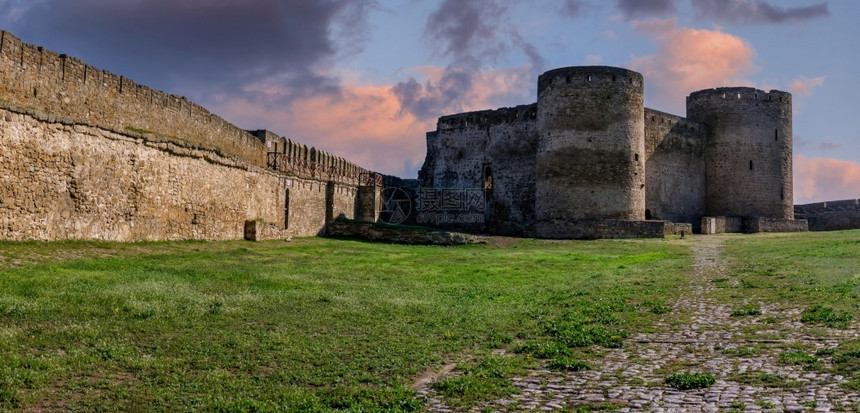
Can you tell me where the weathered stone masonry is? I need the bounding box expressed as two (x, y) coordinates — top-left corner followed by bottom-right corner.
(418, 66), (806, 238)
(0, 29), (817, 241)
(795, 199), (860, 231)
(0, 30), (380, 241)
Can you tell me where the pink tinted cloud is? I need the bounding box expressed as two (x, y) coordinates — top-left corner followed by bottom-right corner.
(283, 85), (432, 175)
(214, 83), (431, 176)
(213, 65), (534, 177)
(585, 54), (602, 65)
(629, 19), (758, 114)
(789, 75), (826, 96)
(787, 75), (825, 114)
(393, 64), (535, 121)
(794, 155), (860, 204)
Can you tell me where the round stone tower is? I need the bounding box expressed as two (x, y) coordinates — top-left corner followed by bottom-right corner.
(686, 87), (793, 219)
(535, 66), (646, 237)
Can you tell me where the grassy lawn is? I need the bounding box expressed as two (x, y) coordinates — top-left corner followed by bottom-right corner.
(719, 230), (860, 392)
(1, 230), (858, 411)
(721, 230), (860, 313)
(0, 237), (690, 412)
(717, 230), (860, 336)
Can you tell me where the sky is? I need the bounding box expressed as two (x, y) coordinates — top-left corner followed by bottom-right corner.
(0, 0), (858, 204)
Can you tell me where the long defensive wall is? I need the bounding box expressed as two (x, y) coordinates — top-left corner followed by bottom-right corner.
(0, 30), (380, 241)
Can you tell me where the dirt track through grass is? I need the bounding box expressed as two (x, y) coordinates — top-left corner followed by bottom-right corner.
(421, 235), (860, 412)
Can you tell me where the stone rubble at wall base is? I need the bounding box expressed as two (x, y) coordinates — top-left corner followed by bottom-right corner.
(327, 219), (486, 245)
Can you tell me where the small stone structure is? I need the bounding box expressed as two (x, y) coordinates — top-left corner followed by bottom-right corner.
(700, 216), (808, 234)
(416, 66), (808, 238)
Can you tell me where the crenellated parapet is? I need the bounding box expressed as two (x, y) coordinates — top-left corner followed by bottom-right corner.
(0, 31), (271, 167)
(0, 28), (379, 242)
(0, 30), (373, 187)
(420, 65), (802, 238)
(436, 104), (537, 132)
(687, 87), (793, 219)
(251, 130), (371, 185)
(643, 108), (706, 159)
(537, 65), (643, 95)
(535, 66), (646, 236)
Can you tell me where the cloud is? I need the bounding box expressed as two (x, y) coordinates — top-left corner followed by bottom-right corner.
(0, 0), (30, 24)
(212, 81), (431, 177)
(632, 17), (678, 34)
(628, 18), (758, 114)
(585, 54), (603, 65)
(789, 75), (826, 96)
(212, 58), (539, 177)
(795, 137), (838, 152)
(690, 0), (829, 25)
(392, 65), (473, 121)
(560, 0), (588, 17)
(1, 0), (440, 176)
(393, 0), (544, 123)
(421, 0), (544, 69)
(212, 62), (537, 177)
(794, 155), (860, 204)
(392, 64), (536, 122)
(617, 0), (676, 20)
(368, 0), (548, 173)
(786, 75), (826, 113)
(1, 0), (376, 103)
(424, 0), (508, 60)
(3, 0), (541, 178)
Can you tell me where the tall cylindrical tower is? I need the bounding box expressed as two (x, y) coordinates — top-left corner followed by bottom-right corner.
(535, 66), (646, 236)
(686, 87), (793, 219)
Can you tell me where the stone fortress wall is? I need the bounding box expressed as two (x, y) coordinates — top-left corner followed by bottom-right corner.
(0, 30), (379, 241)
(686, 87), (794, 219)
(418, 98), (713, 235)
(419, 104), (538, 235)
(418, 65), (806, 238)
(795, 199), (860, 231)
(0, 28), (837, 241)
(643, 108), (707, 232)
(534, 67), (646, 238)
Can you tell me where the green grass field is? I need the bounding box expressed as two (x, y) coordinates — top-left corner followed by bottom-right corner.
(0, 231), (858, 412)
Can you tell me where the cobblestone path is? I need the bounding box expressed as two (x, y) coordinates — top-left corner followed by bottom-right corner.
(420, 236), (860, 412)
